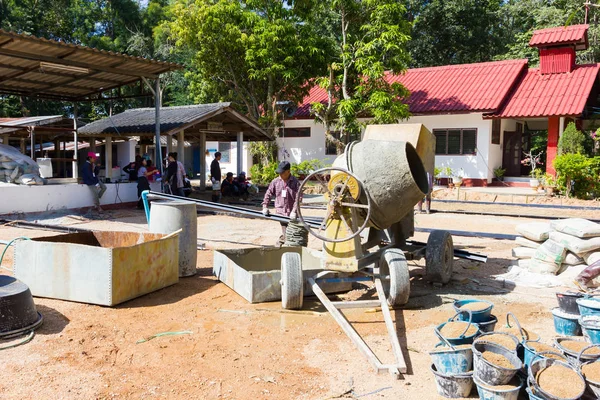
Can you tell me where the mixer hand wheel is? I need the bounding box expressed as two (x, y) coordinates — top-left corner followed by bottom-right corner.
(296, 167), (371, 243)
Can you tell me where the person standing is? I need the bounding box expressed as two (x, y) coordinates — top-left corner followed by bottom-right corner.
(82, 152), (107, 212)
(123, 155), (142, 182)
(210, 151), (222, 202)
(136, 158), (154, 209)
(164, 152), (186, 196)
(262, 161), (300, 245)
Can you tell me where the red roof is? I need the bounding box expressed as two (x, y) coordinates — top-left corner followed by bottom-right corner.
(529, 24), (589, 50)
(488, 64), (600, 119)
(295, 59), (528, 117)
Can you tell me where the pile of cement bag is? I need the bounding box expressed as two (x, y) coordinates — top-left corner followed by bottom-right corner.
(0, 144), (44, 185)
(512, 219), (600, 279)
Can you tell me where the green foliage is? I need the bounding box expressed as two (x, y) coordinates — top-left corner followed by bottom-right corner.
(310, 0), (411, 150)
(493, 167), (506, 179)
(408, 0), (505, 67)
(558, 122), (593, 156)
(553, 154), (600, 199)
(290, 159), (326, 177)
(434, 167), (442, 178)
(249, 162), (279, 185)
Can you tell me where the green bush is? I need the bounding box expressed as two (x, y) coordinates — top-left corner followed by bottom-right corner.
(553, 154), (600, 198)
(249, 161), (279, 184)
(558, 122), (593, 156)
(291, 159), (326, 176)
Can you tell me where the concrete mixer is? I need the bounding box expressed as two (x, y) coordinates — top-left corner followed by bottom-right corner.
(279, 123), (455, 377)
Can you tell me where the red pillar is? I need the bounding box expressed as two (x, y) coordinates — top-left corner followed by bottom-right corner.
(546, 116), (559, 175)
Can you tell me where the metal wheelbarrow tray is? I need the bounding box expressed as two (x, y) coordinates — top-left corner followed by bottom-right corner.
(14, 231), (179, 306)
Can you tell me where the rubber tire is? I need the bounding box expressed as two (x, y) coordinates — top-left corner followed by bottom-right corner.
(379, 248), (410, 306)
(425, 230), (454, 284)
(281, 252), (304, 310)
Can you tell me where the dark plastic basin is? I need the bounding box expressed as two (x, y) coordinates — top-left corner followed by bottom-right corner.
(556, 291), (584, 315)
(0, 275), (43, 338)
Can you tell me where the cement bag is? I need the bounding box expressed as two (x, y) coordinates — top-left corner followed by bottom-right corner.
(515, 236), (543, 249)
(533, 239), (566, 266)
(558, 264), (590, 287)
(551, 218), (600, 238)
(528, 258), (561, 275)
(515, 222), (552, 241)
(550, 231), (600, 255)
(564, 252), (584, 266)
(584, 251), (600, 266)
(512, 247), (536, 259)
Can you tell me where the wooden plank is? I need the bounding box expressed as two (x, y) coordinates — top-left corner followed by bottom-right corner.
(331, 300), (381, 309)
(308, 277), (384, 372)
(374, 273), (407, 374)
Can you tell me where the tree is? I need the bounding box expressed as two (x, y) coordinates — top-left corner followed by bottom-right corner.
(407, 0), (505, 67)
(559, 122), (594, 155)
(168, 0), (329, 162)
(309, 0), (412, 153)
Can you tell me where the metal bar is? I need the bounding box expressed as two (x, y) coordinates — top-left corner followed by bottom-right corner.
(155, 77), (163, 180)
(308, 276), (386, 373)
(405, 240), (488, 263)
(374, 273), (406, 375)
(145, 191), (323, 229)
(434, 199), (600, 211)
(414, 227), (517, 241)
(316, 277), (372, 284)
(330, 300), (382, 309)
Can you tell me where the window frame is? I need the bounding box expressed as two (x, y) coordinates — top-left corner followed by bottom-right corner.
(282, 127), (311, 138)
(433, 128), (478, 155)
(491, 120), (501, 145)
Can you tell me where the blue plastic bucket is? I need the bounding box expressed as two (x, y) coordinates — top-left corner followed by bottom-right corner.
(522, 342), (566, 371)
(580, 315), (600, 345)
(551, 307), (581, 336)
(576, 297), (600, 317)
(525, 384), (545, 400)
(429, 344), (473, 375)
(473, 374), (522, 400)
(435, 311), (480, 346)
(454, 299), (494, 323)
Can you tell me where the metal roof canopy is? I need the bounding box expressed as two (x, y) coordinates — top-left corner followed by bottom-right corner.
(0, 29), (182, 101)
(0, 115), (70, 134)
(78, 103), (271, 141)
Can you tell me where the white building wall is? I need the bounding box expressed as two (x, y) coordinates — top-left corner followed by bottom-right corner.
(0, 181), (161, 215)
(282, 113), (504, 182)
(205, 141), (252, 180)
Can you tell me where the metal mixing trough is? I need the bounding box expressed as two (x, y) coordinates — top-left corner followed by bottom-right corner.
(14, 231), (180, 306)
(279, 124), (457, 377)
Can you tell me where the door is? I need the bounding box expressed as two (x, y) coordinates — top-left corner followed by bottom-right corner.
(502, 130), (522, 176)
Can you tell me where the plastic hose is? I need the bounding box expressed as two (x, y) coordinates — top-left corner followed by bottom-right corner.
(0, 237), (31, 272)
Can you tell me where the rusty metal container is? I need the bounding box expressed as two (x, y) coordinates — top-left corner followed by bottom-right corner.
(213, 247), (351, 303)
(13, 231), (179, 306)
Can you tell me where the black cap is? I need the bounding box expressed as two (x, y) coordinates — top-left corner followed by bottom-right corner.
(226, 172), (233, 177)
(276, 161), (291, 173)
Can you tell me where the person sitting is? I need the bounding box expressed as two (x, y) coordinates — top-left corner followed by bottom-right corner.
(234, 171), (251, 200)
(221, 172), (239, 197)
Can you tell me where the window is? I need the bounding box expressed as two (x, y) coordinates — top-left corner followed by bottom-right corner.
(326, 131), (341, 155)
(282, 127), (310, 138)
(492, 120), (501, 145)
(218, 142), (231, 163)
(433, 128), (477, 155)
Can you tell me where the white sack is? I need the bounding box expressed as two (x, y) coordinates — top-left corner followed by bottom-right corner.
(515, 222), (552, 241)
(512, 247), (536, 259)
(551, 218), (600, 238)
(515, 236), (543, 249)
(533, 239), (566, 266)
(550, 231), (600, 255)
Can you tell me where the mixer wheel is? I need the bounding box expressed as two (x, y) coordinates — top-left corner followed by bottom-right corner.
(380, 249), (410, 306)
(425, 230), (454, 284)
(281, 252), (304, 310)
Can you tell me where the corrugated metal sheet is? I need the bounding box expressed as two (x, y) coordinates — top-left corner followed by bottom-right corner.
(540, 48), (575, 74)
(295, 60), (528, 117)
(488, 64), (600, 118)
(529, 24), (589, 50)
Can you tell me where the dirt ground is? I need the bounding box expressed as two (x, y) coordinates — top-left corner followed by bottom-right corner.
(0, 199), (594, 399)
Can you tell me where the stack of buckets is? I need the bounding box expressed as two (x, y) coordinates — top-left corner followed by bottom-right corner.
(553, 292), (600, 343)
(430, 299), (525, 399)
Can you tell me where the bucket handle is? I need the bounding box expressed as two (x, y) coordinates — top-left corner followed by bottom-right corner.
(447, 309), (474, 339)
(434, 328), (456, 351)
(506, 312), (527, 342)
(577, 344), (600, 364)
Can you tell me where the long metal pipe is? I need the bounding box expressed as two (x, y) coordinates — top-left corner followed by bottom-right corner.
(142, 191), (323, 229)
